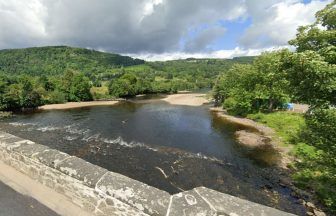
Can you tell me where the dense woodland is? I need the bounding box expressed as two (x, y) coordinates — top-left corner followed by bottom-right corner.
(0, 1), (335, 213)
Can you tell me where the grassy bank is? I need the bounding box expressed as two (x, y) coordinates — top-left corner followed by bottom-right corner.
(247, 111), (335, 214)
(247, 112), (305, 147)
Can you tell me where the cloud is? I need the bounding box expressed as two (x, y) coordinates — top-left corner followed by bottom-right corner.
(0, 0), (331, 59)
(129, 45), (291, 61)
(0, 0), (47, 48)
(239, 0), (331, 48)
(183, 25), (226, 52)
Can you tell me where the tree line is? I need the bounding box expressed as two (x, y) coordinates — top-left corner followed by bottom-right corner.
(0, 70), (92, 110)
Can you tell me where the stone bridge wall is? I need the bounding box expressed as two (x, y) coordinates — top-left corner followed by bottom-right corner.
(0, 131), (294, 216)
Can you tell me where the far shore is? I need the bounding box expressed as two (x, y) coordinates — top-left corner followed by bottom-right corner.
(161, 93), (209, 106)
(39, 92), (209, 110)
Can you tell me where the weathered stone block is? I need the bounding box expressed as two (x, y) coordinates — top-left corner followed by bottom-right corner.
(168, 190), (216, 216)
(195, 187), (295, 216)
(0, 135), (25, 148)
(32, 148), (71, 168)
(0, 132), (36, 150)
(56, 156), (108, 187)
(12, 143), (50, 158)
(96, 172), (170, 215)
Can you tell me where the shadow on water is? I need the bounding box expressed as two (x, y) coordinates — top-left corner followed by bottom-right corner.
(0, 101), (306, 215)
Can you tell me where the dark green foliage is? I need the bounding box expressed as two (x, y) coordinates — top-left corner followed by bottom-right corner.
(213, 51), (290, 116)
(304, 108), (336, 158)
(108, 79), (136, 98)
(70, 74), (93, 101)
(0, 70), (93, 110)
(0, 46), (144, 76)
(283, 51), (336, 106)
(287, 2), (336, 212)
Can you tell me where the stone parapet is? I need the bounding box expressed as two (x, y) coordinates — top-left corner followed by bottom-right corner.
(0, 131), (295, 215)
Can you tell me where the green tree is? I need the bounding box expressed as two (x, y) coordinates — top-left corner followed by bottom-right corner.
(2, 84), (22, 110)
(286, 1), (336, 212)
(213, 51), (290, 116)
(108, 79), (135, 97)
(70, 74), (93, 101)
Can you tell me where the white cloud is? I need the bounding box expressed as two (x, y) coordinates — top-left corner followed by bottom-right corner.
(239, 0), (331, 48)
(0, 0), (331, 56)
(0, 0), (47, 48)
(128, 45), (292, 61)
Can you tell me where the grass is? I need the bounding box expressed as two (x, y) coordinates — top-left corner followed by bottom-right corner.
(247, 111), (305, 146)
(247, 111), (336, 213)
(90, 86), (111, 100)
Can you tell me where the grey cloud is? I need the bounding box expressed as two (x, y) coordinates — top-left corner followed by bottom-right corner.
(0, 0), (330, 55)
(0, 0), (244, 53)
(184, 26), (226, 53)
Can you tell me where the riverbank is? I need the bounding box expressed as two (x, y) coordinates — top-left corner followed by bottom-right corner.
(39, 100), (120, 110)
(210, 107), (293, 168)
(39, 93), (209, 110)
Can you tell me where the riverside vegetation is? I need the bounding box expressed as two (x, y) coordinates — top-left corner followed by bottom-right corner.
(0, 1), (335, 214)
(213, 2), (336, 213)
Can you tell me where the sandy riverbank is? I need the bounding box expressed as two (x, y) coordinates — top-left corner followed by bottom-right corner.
(39, 101), (120, 110)
(210, 107), (275, 135)
(161, 93), (209, 106)
(40, 93), (209, 110)
(210, 107), (293, 168)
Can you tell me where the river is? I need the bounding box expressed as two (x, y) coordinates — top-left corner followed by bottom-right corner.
(0, 99), (306, 215)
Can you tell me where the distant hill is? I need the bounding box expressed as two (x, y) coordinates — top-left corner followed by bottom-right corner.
(184, 56), (255, 64)
(0, 46), (144, 76)
(147, 56), (255, 79)
(0, 46), (255, 80)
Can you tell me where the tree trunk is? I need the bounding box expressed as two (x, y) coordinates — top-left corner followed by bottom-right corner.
(268, 99), (274, 112)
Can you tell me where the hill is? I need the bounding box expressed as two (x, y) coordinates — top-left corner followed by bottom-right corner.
(0, 46), (144, 76)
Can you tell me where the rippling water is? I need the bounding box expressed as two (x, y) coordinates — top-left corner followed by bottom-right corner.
(0, 100), (306, 215)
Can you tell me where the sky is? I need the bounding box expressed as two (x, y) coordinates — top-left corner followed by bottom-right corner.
(0, 0), (331, 60)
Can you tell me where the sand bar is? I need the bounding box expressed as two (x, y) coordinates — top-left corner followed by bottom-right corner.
(40, 93), (210, 110)
(40, 101), (120, 110)
(161, 93), (208, 106)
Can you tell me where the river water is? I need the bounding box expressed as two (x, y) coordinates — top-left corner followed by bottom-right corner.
(0, 99), (306, 215)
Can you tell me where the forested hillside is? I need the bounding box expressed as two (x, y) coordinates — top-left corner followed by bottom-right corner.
(0, 46), (254, 110)
(0, 46), (144, 76)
